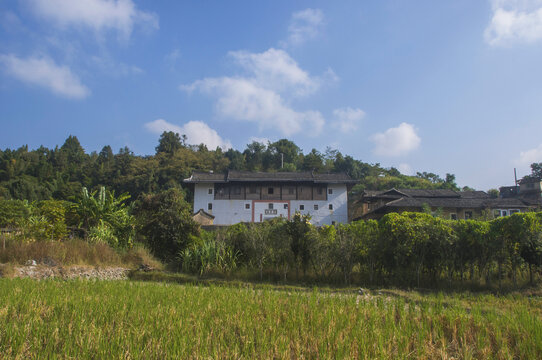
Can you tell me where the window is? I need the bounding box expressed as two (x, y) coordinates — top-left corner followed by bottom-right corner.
(299, 205), (305, 210)
(268, 187), (274, 195)
(464, 211), (473, 220)
(284, 204), (288, 209)
(248, 186), (258, 194)
(329, 204), (333, 210)
(314, 204), (319, 210)
(245, 203), (250, 209)
(288, 187), (294, 195)
(208, 203), (212, 211)
(332, 221), (336, 226)
(231, 186), (242, 195)
(328, 188), (333, 195)
(509, 209), (520, 215)
(208, 188), (213, 195)
(501, 210), (508, 217)
(450, 214), (457, 220)
(268, 203), (274, 210)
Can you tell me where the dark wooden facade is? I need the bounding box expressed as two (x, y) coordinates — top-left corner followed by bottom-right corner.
(214, 182), (328, 201)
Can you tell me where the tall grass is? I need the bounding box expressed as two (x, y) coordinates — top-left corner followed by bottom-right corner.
(0, 239), (161, 269)
(0, 279), (540, 359)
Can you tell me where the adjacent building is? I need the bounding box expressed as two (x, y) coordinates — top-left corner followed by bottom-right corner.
(184, 170), (357, 226)
(500, 178), (542, 206)
(357, 188), (535, 220)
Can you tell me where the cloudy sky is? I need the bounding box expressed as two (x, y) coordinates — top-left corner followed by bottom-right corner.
(1, 0), (542, 190)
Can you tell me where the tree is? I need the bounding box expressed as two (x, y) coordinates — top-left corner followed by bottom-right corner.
(333, 224), (360, 285)
(60, 135), (85, 164)
(301, 149), (324, 172)
(224, 149), (246, 170)
(267, 139), (302, 170)
(487, 189), (499, 198)
(529, 163), (542, 180)
(243, 141), (267, 171)
(135, 188), (199, 260)
(98, 145), (114, 164)
(156, 131), (184, 155)
(287, 212), (314, 277)
(354, 220), (379, 283)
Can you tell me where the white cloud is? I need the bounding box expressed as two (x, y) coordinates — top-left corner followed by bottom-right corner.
(183, 77), (324, 137)
(145, 119), (232, 150)
(331, 107), (365, 133)
(485, 0), (542, 45)
(371, 122), (421, 157)
(517, 143), (542, 165)
(27, 0), (158, 39)
(165, 48), (181, 68)
(228, 48), (320, 96)
(284, 8), (324, 46)
(181, 48), (330, 137)
(398, 163), (413, 176)
(0, 54), (89, 99)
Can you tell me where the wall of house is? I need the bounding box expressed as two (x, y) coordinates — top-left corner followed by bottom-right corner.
(289, 184), (348, 225)
(193, 183), (348, 225)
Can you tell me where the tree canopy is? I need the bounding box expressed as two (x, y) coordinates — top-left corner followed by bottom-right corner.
(0, 132), (470, 203)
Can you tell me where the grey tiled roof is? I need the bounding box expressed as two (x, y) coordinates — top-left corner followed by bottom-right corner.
(363, 188), (491, 199)
(184, 171), (227, 183)
(184, 170), (357, 184)
(384, 197), (530, 209)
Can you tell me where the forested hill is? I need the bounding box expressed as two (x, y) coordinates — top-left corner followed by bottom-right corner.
(0, 132), (465, 202)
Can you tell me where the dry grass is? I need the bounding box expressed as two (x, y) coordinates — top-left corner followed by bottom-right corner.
(0, 239), (161, 270)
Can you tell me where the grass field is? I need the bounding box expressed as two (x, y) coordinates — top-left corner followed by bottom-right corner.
(1, 279), (541, 359)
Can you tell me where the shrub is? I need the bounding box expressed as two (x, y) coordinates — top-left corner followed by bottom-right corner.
(135, 188), (199, 261)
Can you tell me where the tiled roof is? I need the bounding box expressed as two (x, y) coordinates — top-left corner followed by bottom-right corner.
(384, 197), (529, 209)
(363, 188), (491, 199)
(184, 171), (227, 183)
(184, 170), (357, 184)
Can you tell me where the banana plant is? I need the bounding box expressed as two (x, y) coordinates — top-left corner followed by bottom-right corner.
(73, 186), (134, 248)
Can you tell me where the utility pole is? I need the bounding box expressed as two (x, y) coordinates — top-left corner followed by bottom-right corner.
(514, 168), (518, 186)
(281, 153), (284, 169)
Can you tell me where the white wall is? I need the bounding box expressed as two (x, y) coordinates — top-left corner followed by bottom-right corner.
(290, 184), (348, 225)
(193, 183), (349, 226)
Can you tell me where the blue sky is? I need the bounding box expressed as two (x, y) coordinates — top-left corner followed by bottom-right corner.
(1, 0), (542, 190)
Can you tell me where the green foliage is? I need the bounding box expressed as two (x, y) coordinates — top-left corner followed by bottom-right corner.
(180, 230), (239, 275)
(73, 187), (134, 248)
(287, 212), (314, 276)
(35, 200), (67, 240)
(0, 135), (464, 204)
(0, 199), (31, 227)
(488, 188), (499, 198)
(134, 188), (199, 260)
(88, 220), (119, 247)
(155, 131), (185, 155)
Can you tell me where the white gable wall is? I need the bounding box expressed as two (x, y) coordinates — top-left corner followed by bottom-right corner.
(193, 183), (349, 226)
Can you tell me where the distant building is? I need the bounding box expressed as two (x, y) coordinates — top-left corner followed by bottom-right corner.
(184, 170), (357, 226)
(192, 209), (215, 226)
(357, 188), (534, 220)
(499, 178), (542, 206)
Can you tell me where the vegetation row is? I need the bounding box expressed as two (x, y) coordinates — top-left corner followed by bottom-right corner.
(1, 186), (541, 289)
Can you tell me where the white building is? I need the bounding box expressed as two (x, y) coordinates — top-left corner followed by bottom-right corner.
(184, 170), (357, 226)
